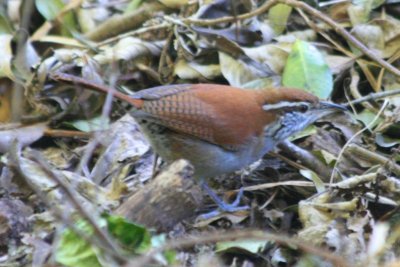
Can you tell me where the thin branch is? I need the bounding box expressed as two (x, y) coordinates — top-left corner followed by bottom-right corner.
(126, 229), (350, 267)
(242, 180), (315, 191)
(43, 129), (91, 138)
(345, 88), (400, 106)
(95, 23), (170, 48)
(183, 0), (279, 26)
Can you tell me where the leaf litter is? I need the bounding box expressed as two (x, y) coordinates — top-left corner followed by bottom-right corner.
(0, 0), (399, 266)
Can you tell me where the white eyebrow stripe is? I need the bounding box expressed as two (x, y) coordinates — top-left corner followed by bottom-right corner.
(262, 101), (309, 111)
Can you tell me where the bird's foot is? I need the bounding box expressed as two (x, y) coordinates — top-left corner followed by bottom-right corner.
(213, 187), (249, 212)
(200, 183), (249, 220)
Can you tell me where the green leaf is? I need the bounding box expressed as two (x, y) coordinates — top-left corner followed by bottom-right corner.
(282, 40), (333, 99)
(313, 150), (337, 167)
(0, 13), (13, 34)
(104, 214), (151, 252)
(269, 4), (292, 35)
(299, 169), (325, 193)
(35, 0), (76, 36)
(55, 220), (102, 267)
(125, 0), (144, 13)
(354, 109), (382, 129)
(35, 0), (64, 21)
(288, 125), (317, 141)
(56, 216), (153, 267)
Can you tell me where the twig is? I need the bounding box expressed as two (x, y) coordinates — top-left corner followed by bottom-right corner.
(126, 229), (349, 267)
(345, 88), (400, 106)
(183, 0), (278, 26)
(268, 150), (307, 170)
(95, 23), (170, 48)
(259, 189), (279, 209)
(242, 180), (315, 192)
(43, 129), (92, 138)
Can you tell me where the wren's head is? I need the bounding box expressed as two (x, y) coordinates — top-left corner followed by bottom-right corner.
(258, 88), (347, 143)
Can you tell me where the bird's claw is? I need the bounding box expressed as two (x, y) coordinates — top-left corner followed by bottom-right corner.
(199, 184), (249, 220)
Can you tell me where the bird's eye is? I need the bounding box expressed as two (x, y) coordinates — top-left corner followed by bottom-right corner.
(299, 104), (309, 112)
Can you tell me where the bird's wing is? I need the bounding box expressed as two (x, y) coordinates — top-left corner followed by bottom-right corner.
(132, 84), (194, 100)
(132, 84), (264, 151)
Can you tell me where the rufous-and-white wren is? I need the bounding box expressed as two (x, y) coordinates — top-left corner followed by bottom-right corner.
(54, 75), (346, 213)
(118, 84), (344, 179)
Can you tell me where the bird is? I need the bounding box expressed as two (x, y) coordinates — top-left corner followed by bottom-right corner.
(52, 74), (347, 215)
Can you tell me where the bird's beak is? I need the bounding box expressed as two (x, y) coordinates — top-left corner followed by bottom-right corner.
(318, 101), (348, 112)
(309, 101), (348, 122)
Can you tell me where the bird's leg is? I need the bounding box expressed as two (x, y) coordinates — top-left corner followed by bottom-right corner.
(151, 153), (160, 179)
(200, 180), (249, 218)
